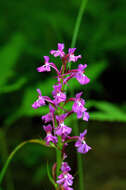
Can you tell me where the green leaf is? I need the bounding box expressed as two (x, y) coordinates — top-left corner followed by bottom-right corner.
(0, 33), (25, 88)
(0, 78), (27, 94)
(87, 100), (126, 122)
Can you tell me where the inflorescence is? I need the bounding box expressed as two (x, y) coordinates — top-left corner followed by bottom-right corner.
(32, 43), (91, 190)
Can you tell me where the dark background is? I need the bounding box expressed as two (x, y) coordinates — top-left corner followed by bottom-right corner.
(0, 0), (126, 189)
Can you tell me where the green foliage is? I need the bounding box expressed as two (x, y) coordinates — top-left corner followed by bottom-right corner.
(87, 101), (126, 122)
(0, 34), (26, 93)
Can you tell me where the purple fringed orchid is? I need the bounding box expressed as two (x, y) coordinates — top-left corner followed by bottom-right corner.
(32, 89), (46, 109)
(50, 43), (65, 58)
(75, 129), (91, 154)
(61, 162), (71, 172)
(37, 56), (59, 73)
(59, 64), (89, 87)
(57, 172), (74, 189)
(43, 124), (57, 145)
(32, 89), (55, 109)
(57, 162), (74, 189)
(52, 84), (66, 104)
(72, 92), (85, 118)
(74, 64), (90, 85)
(72, 92), (89, 121)
(55, 115), (72, 137)
(42, 104), (55, 123)
(68, 48), (82, 62)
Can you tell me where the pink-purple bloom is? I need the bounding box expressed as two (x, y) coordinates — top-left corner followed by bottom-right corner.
(57, 162), (74, 189)
(55, 115), (72, 137)
(74, 64), (90, 85)
(32, 89), (55, 109)
(68, 48), (82, 62)
(72, 92), (89, 121)
(75, 129), (91, 154)
(57, 172), (74, 188)
(61, 162), (71, 172)
(32, 89), (45, 109)
(37, 56), (52, 72)
(52, 84), (66, 104)
(50, 43), (65, 58)
(37, 56), (59, 73)
(42, 104), (55, 123)
(72, 92), (85, 118)
(43, 124), (57, 145)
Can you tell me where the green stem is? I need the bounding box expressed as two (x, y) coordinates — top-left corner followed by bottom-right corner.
(47, 162), (57, 188)
(70, 0), (88, 190)
(71, 0), (88, 49)
(0, 139), (49, 185)
(73, 121), (85, 190)
(56, 136), (62, 178)
(78, 153), (85, 190)
(0, 129), (15, 190)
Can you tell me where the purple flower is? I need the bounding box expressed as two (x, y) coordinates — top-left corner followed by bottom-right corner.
(55, 123), (72, 137)
(72, 92), (86, 118)
(61, 162), (71, 172)
(63, 187), (74, 190)
(72, 92), (89, 121)
(74, 64), (90, 85)
(57, 171), (74, 189)
(55, 115), (72, 137)
(43, 124), (57, 145)
(50, 43), (65, 58)
(83, 111), (90, 121)
(32, 89), (46, 109)
(52, 84), (66, 104)
(32, 89), (55, 109)
(37, 56), (59, 73)
(37, 56), (51, 72)
(68, 48), (82, 62)
(42, 104), (55, 123)
(75, 129), (91, 154)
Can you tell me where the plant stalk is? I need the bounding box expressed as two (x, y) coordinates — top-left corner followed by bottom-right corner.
(56, 136), (62, 178)
(70, 0), (89, 190)
(0, 128), (15, 190)
(0, 139), (48, 185)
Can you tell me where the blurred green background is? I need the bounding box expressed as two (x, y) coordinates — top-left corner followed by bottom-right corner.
(0, 0), (126, 189)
